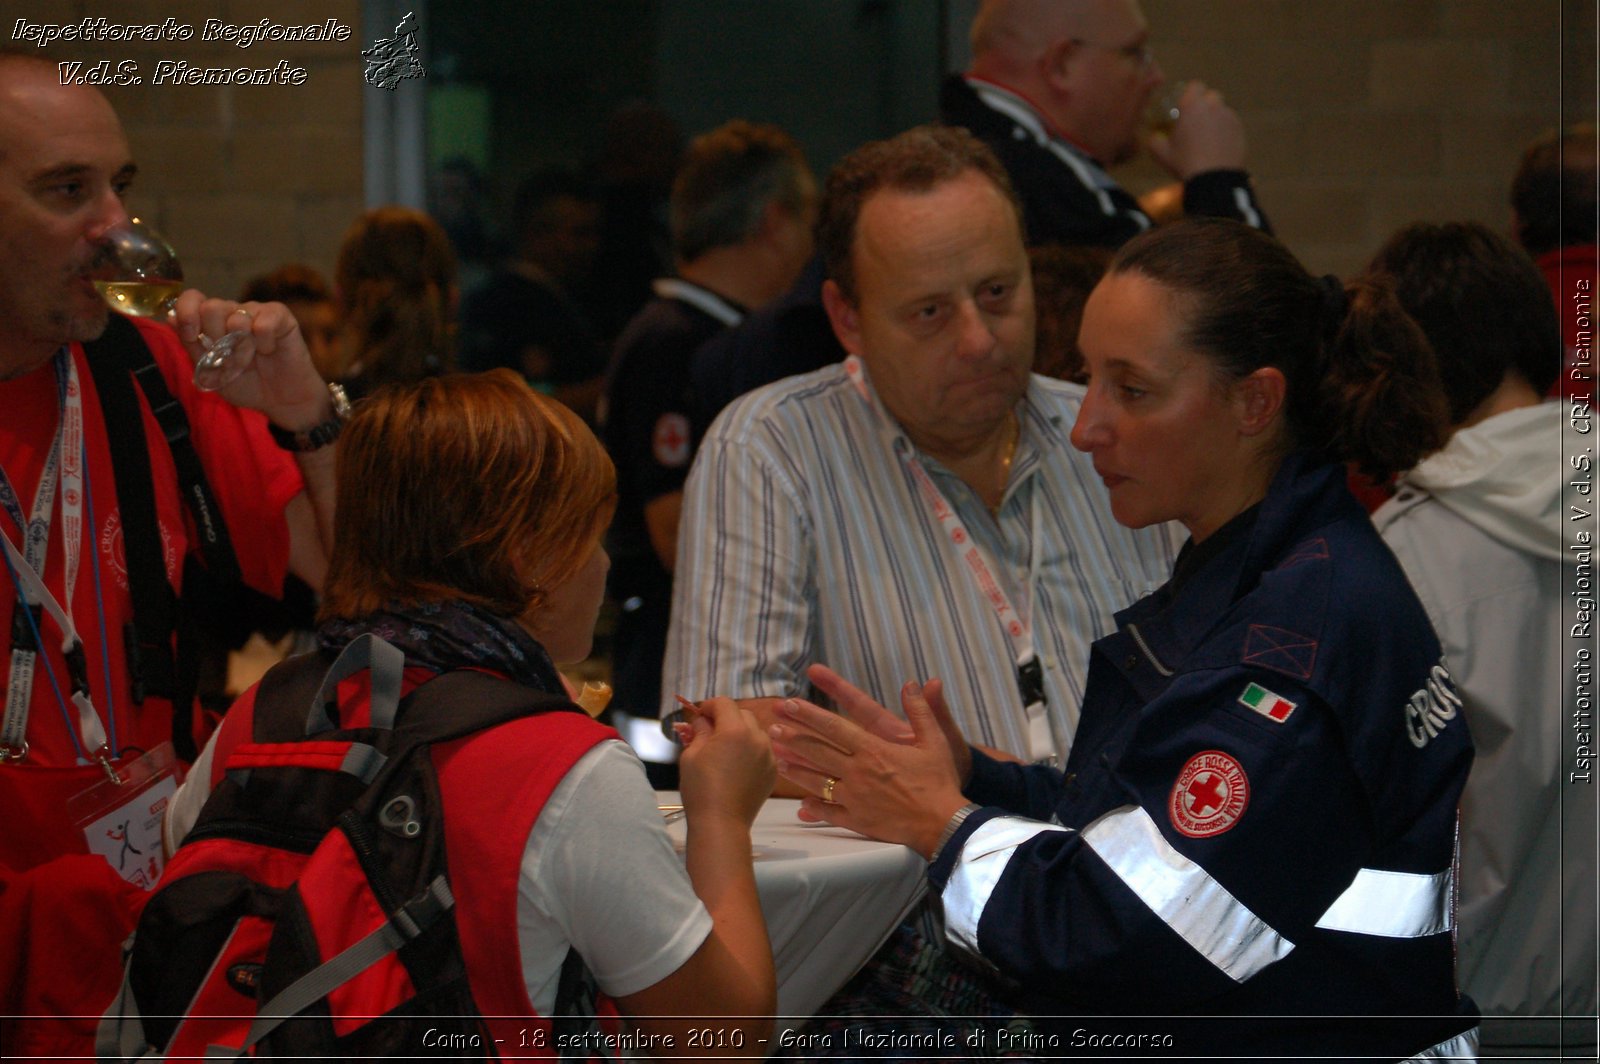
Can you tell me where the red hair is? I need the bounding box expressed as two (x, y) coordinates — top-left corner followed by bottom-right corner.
(320, 370), (616, 621)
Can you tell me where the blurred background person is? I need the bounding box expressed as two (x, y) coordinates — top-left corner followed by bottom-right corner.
(458, 169), (608, 423)
(689, 253), (842, 434)
(239, 264), (341, 390)
(1369, 221), (1596, 1058)
(1027, 243), (1110, 383)
(602, 120), (816, 783)
(942, 0), (1269, 249)
(427, 155), (505, 296)
(1510, 122), (1597, 406)
(590, 102), (685, 344)
(333, 206), (457, 400)
(695, 0), (1277, 433)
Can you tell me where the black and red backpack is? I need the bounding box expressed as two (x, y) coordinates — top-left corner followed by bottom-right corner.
(98, 633), (608, 1060)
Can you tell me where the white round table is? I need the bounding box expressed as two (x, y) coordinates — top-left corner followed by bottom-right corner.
(659, 793), (927, 1030)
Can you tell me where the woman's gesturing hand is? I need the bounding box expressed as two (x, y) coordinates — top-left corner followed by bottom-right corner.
(769, 667), (972, 859)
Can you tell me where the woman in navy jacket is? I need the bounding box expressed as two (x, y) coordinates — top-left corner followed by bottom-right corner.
(771, 219), (1480, 1060)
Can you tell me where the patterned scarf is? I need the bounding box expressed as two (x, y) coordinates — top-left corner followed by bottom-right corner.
(317, 598), (564, 695)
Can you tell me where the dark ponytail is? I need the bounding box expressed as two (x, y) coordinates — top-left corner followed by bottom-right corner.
(1312, 277), (1448, 479)
(1108, 218), (1446, 480)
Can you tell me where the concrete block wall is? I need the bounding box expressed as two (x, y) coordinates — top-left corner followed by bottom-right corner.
(8, 1), (1593, 293)
(7, 0), (365, 299)
(1123, 0), (1596, 275)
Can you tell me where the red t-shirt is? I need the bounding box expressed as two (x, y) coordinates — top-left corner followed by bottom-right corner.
(0, 316), (302, 772)
(1539, 244), (1597, 405)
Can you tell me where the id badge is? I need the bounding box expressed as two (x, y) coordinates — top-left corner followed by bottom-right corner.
(68, 742), (184, 889)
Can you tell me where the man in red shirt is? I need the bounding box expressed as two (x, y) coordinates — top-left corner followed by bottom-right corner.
(0, 50), (339, 1057)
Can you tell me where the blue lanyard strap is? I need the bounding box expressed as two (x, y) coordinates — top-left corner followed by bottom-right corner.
(0, 348), (120, 771)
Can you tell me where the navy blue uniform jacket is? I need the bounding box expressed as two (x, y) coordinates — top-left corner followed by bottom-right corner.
(930, 455), (1477, 1059)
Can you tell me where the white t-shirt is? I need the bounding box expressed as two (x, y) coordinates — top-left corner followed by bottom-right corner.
(167, 733), (712, 1015)
(518, 739), (711, 1010)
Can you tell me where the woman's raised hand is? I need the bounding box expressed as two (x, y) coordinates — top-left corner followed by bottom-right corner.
(677, 696), (776, 828)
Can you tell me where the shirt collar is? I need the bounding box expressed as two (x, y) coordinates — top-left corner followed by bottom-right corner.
(842, 356), (1068, 483)
(1116, 453), (1350, 669)
(651, 278), (745, 327)
(964, 75), (1101, 160)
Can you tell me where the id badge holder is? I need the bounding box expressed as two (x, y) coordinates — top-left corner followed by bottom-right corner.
(68, 741), (185, 890)
(1016, 655), (1058, 768)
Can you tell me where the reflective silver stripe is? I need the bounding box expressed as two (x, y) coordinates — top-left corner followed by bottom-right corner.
(941, 817), (1070, 954)
(1232, 186), (1263, 229)
(1314, 866), (1453, 937)
(1403, 1027), (1478, 1062)
(1082, 805), (1294, 982)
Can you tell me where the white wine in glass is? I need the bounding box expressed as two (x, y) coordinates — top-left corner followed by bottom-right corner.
(91, 217), (252, 391)
(93, 280), (186, 318)
(1145, 80), (1187, 137)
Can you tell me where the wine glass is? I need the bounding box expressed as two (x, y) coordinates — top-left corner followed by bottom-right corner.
(1145, 80), (1187, 137)
(91, 217), (253, 392)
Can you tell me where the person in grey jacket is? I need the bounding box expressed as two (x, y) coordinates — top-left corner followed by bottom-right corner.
(1369, 222), (1596, 1055)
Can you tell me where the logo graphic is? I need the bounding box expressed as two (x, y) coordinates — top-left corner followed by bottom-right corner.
(1238, 681), (1296, 723)
(1242, 623), (1317, 679)
(101, 511), (177, 590)
(362, 11), (424, 89)
(651, 413), (691, 468)
(1403, 661), (1462, 749)
(1169, 750), (1249, 838)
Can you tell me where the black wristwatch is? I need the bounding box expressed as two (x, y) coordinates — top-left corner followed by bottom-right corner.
(268, 382), (351, 453)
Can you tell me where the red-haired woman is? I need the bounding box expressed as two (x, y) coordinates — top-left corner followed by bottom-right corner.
(161, 370), (775, 1056)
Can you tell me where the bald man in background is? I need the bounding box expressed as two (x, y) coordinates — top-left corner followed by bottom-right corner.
(941, 0), (1270, 248)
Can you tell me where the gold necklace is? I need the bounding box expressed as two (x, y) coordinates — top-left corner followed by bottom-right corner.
(989, 413), (1020, 517)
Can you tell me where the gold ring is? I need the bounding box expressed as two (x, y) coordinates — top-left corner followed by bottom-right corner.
(822, 775), (839, 803)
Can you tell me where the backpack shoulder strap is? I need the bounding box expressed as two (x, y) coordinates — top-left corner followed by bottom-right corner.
(82, 316), (245, 759)
(393, 668), (583, 748)
(250, 648), (339, 743)
(87, 316), (243, 581)
(249, 640), (581, 748)
(81, 318), (182, 717)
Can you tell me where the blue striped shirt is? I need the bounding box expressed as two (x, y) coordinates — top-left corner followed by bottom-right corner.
(663, 362), (1179, 758)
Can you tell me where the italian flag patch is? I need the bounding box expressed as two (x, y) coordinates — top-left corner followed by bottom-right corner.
(1239, 682), (1296, 723)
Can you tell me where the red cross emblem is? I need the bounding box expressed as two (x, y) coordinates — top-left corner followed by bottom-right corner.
(651, 413), (691, 469)
(1168, 750), (1249, 838)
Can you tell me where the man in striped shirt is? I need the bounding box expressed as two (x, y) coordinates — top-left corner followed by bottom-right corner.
(663, 125), (1175, 766)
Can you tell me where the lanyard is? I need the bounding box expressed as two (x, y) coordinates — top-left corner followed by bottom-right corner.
(843, 356), (1056, 763)
(0, 349), (116, 776)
